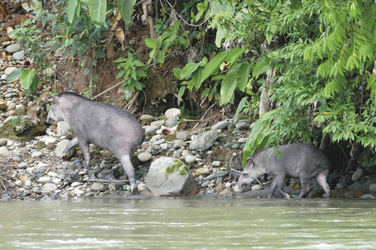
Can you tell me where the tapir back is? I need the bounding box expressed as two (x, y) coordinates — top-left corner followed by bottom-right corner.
(60, 93), (144, 156)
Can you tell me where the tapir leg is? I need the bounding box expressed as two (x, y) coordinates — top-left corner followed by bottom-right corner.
(61, 137), (79, 158)
(120, 154), (137, 193)
(77, 137), (90, 175)
(268, 178), (277, 198)
(275, 175), (291, 199)
(317, 170), (331, 198)
(298, 179), (311, 198)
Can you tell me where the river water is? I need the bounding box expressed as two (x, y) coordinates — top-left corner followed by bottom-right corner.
(0, 195), (375, 249)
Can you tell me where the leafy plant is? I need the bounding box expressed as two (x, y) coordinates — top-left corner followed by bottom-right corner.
(7, 68), (39, 96)
(115, 52), (148, 93)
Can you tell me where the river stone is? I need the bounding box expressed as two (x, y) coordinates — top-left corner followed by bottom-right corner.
(5, 43), (21, 53)
(165, 108), (181, 119)
(90, 182), (107, 192)
(145, 126), (159, 135)
(0, 147), (10, 155)
(138, 152), (152, 162)
(13, 50), (25, 60)
(212, 120), (229, 130)
(140, 114), (155, 122)
(352, 168), (364, 182)
(151, 120), (165, 127)
(184, 154), (196, 164)
(176, 131), (188, 141)
(38, 176), (51, 184)
(369, 184), (376, 193)
(190, 130), (218, 151)
(165, 118), (178, 128)
(57, 121), (72, 136)
(0, 138), (7, 147)
(55, 139), (70, 157)
(195, 167), (211, 176)
(31, 151), (43, 158)
(42, 183), (58, 193)
(0, 101), (6, 110)
(144, 157), (198, 196)
(4, 67), (18, 75)
(235, 120), (250, 130)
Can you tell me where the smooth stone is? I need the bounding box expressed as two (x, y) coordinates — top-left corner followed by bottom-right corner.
(212, 120), (229, 130)
(195, 167), (211, 176)
(140, 114), (155, 122)
(13, 50), (25, 60)
(138, 152), (152, 162)
(0, 138), (7, 147)
(165, 108), (181, 119)
(31, 151), (43, 158)
(0, 147), (10, 155)
(151, 120), (165, 127)
(4, 67), (18, 75)
(145, 126), (159, 135)
(55, 139), (70, 157)
(235, 120), (250, 130)
(57, 121), (72, 136)
(90, 182), (107, 192)
(165, 118), (178, 128)
(351, 168), (364, 182)
(5, 43), (21, 53)
(185, 154), (196, 164)
(212, 161), (221, 167)
(38, 176), (51, 184)
(369, 184), (376, 193)
(176, 131), (188, 141)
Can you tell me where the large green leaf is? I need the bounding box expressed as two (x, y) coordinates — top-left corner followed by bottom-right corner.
(6, 68), (24, 82)
(226, 47), (246, 66)
(67, 0), (79, 23)
(252, 58), (269, 78)
(88, 0), (107, 27)
(20, 69), (35, 90)
(180, 62), (199, 79)
(236, 63), (251, 92)
(201, 51), (228, 84)
(118, 0), (136, 24)
(234, 97), (248, 124)
(220, 66), (238, 105)
(215, 24), (229, 47)
(145, 38), (156, 49)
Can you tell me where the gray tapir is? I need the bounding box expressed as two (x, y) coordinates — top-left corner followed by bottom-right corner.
(237, 143), (331, 199)
(47, 92), (145, 192)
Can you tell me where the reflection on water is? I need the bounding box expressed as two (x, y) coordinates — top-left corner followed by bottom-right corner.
(0, 196), (375, 249)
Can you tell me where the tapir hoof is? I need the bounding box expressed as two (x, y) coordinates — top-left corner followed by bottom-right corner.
(79, 169), (89, 175)
(130, 184), (138, 194)
(285, 194), (292, 200)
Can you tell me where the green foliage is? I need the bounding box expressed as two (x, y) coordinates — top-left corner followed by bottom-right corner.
(165, 160), (188, 177)
(115, 52), (148, 93)
(7, 68), (39, 96)
(145, 21), (189, 66)
(174, 47), (251, 105)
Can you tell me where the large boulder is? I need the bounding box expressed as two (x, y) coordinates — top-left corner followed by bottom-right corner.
(190, 130), (218, 151)
(144, 157), (199, 196)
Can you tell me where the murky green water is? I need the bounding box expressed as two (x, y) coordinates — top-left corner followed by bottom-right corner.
(0, 196), (375, 249)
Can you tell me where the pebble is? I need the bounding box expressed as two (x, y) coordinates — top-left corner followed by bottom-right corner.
(13, 51), (25, 60)
(185, 154), (196, 164)
(145, 126), (159, 135)
(165, 108), (181, 119)
(4, 67), (18, 75)
(195, 167), (211, 176)
(138, 152), (152, 162)
(90, 182), (107, 192)
(351, 168), (364, 182)
(212, 120), (229, 130)
(42, 183), (58, 193)
(0, 138), (7, 146)
(5, 44), (22, 53)
(369, 184), (376, 193)
(165, 118), (178, 127)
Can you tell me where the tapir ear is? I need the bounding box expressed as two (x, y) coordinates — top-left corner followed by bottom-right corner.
(52, 95), (59, 103)
(247, 157), (254, 165)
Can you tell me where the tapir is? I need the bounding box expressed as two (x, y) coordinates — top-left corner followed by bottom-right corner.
(47, 92), (145, 192)
(237, 143), (331, 199)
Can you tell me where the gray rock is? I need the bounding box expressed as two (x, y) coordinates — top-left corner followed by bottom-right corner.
(351, 168), (364, 182)
(90, 182), (107, 192)
(145, 126), (159, 135)
(0, 147), (10, 155)
(38, 176), (51, 184)
(42, 183), (58, 193)
(369, 184), (376, 193)
(150, 120), (165, 127)
(190, 130), (218, 151)
(165, 108), (181, 119)
(97, 169), (116, 181)
(212, 120), (229, 130)
(13, 50), (25, 60)
(57, 121), (72, 136)
(235, 119), (250, 130)
(55, 139), (70, 157)
(5, 44), (22, 53)
(184, 154), (196, 164)
(138, 152), (152, 162)
(140, 114), (155, 122)
(144, 157), (198, 196)
(0, 138), (7, 147)
(165, 118), (178, 128)
(31, 151), (43, 158)
(176, 131), (188, 141)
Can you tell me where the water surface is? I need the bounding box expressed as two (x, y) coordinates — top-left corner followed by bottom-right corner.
(0, 196), (375, 249)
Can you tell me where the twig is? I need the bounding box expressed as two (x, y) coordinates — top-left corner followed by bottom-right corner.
(193, 102), (216, 130)
(92, 80), (124, 100)
(88, 179), (129, 183)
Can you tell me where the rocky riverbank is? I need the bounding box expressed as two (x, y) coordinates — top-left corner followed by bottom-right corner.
(2, 10), (376, 201)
